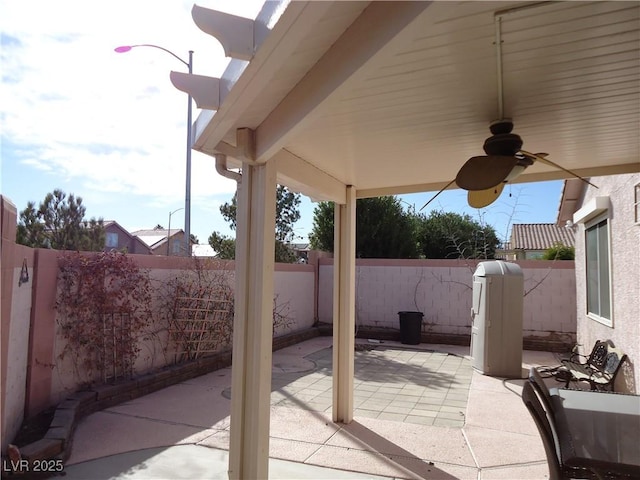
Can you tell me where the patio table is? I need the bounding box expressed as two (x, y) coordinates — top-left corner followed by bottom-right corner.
(549, 388), (640, 478)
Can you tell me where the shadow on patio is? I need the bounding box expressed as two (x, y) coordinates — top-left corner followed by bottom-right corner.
(63, 336), (561, 479)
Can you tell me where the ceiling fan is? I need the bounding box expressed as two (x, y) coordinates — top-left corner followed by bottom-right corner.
(420, 118), (597, 210)
(420, 10), (597, 211)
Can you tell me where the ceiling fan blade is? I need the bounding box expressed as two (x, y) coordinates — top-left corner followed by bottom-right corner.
(456, 155), (519, 191)
(520, 150), (599, 189)
(419, 179), (456, 211)
(468, 183), (505, 208)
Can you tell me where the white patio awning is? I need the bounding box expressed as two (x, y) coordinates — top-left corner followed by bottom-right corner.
(190, 1), (639, 201)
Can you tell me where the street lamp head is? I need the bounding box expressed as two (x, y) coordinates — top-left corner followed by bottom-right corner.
(113, 44), (190, 68)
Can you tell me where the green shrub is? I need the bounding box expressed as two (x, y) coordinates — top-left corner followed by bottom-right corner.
(542, 243), (575, 260)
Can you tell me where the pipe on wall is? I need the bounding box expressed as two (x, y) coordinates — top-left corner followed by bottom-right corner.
(214, 154), (242, 183)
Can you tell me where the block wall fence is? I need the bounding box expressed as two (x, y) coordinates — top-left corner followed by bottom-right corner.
(1, 195), (576, 453)
(317, 257), (576, 345)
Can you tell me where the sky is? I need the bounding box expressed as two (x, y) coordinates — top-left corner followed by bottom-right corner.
(1, 0), (565, 247)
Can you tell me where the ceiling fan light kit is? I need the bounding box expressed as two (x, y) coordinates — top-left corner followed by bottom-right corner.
(468, 183), (506, 209)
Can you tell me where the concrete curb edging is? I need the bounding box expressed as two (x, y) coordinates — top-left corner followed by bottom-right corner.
(12, 328), (320, 469)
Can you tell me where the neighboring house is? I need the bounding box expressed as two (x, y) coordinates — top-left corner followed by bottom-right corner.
(498, 223), (575, 260)
(291, 242), (310, 263)
(558, 173), (640, 393)
(132, 228), (188, 256)
(103, 221), (152, 254)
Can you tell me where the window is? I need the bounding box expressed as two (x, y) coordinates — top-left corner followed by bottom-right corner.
(585, 216), (611, 325)
(573, 196), (612, 327)
(172, 240), (181, 254)
(106, 232), (119, 248)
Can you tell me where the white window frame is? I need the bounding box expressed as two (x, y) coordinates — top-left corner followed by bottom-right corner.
(584, 216), (613, 327)
(574, 196), (613, 327)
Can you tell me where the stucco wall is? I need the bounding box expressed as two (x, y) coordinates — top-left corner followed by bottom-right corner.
(48, 257), (315, 407)
(1, 244), (35, 452)
(274, 264), (316, 333)
(574, 173), (640, 393)
(318, 258), (576, 344)
(1, 196), (42, 453)
(23, 249), (62, 417)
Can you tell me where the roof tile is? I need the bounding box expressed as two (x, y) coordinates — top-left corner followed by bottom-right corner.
(510, 224), (575, 250)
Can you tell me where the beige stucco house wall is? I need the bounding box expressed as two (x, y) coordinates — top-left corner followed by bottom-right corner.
(570, 173), (640, 393)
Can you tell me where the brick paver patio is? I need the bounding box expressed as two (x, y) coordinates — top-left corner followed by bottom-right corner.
(226, 344), (472, 427)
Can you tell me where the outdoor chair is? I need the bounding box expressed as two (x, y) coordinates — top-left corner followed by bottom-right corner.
(522, 382), (595, 480)
(529, 367), (555, 418)
(559, 340), (627, 391)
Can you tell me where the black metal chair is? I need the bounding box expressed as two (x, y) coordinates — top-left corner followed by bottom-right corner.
(522, 382), (599, 480)
(522, 382), (565, 479)
(559, 340), (627, 391)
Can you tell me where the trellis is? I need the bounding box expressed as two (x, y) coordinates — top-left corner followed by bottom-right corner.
(169, 289), (234, 361)
(102, 312), (133, 383)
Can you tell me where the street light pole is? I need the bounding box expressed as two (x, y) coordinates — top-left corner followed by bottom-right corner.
(115, 44), (194, 256)
(167, 207), (185, 256)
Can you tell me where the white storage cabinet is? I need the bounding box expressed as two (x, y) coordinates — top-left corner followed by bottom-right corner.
(470, 260), (524, 378)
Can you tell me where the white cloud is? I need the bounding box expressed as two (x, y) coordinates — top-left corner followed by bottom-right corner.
(1, 0), (263, 236)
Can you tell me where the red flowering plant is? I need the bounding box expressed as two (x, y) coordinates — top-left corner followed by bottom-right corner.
(56, 251), (152, 385)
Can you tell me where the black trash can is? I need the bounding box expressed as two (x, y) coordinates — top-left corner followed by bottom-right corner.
(398, 311), (423, 345)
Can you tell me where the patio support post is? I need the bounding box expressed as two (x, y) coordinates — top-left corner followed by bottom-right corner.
(228, 159), (277, 480)
(332, 185), (356, 423)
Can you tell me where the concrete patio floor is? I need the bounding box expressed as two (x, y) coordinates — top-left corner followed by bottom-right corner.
(63, 336), (564, 479)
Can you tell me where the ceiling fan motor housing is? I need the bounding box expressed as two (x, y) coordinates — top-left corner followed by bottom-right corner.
(483, 119), (523, 156)
(483, 133), (523, 156)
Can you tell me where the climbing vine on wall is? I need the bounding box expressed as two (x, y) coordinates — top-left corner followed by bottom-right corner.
(159, 259), (236, 362)
(56, 251), (152, 384)
(157, 257), (295, 362)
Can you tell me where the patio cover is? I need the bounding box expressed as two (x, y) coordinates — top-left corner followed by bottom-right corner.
(171, 1), (640, 477)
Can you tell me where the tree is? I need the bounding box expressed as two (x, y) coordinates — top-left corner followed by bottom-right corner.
(208, 231), (236, 260)
(308, 202), (335, 254)
(542, 242), (575, 260)
(208, 185), (301, 262)
(308, 196), (420, 258)
(16, 201), (46, 247)
(417, 210), (499, 259)
(16, 189), (105, 251)
(80, 218), (107, 252)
